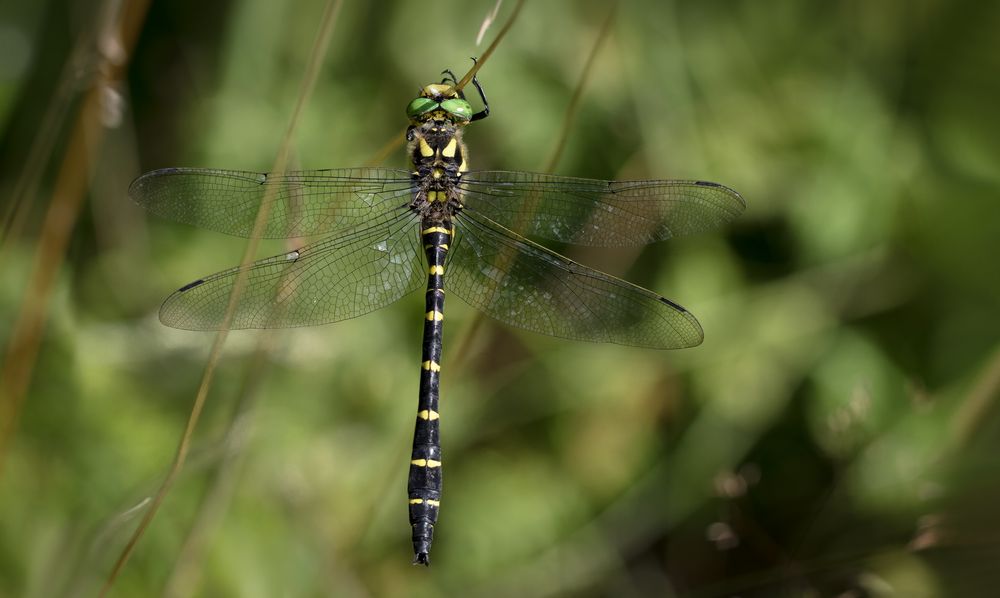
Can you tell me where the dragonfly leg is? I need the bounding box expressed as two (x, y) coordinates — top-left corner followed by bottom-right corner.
(468, 58), (490, 122)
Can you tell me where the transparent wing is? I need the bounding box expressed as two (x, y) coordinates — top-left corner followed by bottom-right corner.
(447, 212), (703, 349)
(159, 211), (424, 330)
(459, 171), (745, 247)
(130, 167), (415, 238)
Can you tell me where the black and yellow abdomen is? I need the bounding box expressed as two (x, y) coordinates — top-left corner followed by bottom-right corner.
(407, 222), (451, 565)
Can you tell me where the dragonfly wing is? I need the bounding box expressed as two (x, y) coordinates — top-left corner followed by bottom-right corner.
(459, 170), (745, 247)
(130, 167), (415, 238)
(447, 212), (703, 349)
(159, 211), (424, 329)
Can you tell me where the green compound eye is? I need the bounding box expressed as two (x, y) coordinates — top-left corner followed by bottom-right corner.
(440, 98), (472, 121)
(406, 97), (439, 119)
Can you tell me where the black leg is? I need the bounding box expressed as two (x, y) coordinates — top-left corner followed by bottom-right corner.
(469, 65), (490, 122)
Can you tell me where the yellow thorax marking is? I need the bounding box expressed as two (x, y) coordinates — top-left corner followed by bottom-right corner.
(426, 310), (443, 321)
(417, 409), (440, 420)
(422, 360), (441, 372)
(410, 459), (443, 468)
(441, 138), (458, 158)
(428, 265), (444, 275)
(432, 168), (442, 179)
(409, 498), (424, 505)
(422, 226), (451, 235)
(426, 499), (440, 507)
(418, 137), (434, 157)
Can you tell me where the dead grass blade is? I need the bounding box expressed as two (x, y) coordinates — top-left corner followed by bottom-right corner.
(0, 0), (151, 477)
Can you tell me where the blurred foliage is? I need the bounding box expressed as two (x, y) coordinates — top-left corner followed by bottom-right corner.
(2, 0), (1000, 596)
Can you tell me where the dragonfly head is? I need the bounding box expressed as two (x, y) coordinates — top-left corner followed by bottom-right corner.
(406, 83), (473, 125)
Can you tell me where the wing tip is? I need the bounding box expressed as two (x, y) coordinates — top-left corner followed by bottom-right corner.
(657, 296), (705, 349)
(128, 167), (190, 204)
(694, 179), (748, 213)
(158, 279), (215, 330)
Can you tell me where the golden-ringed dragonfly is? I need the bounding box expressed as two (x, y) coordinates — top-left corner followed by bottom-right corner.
(130, 71), (745, 566)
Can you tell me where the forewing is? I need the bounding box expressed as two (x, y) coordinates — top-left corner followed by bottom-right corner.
(130, 167), (415, 238)
(447, 212), (703, 349)
(159, 211), (424, 330)
(459, 170), (745, 247)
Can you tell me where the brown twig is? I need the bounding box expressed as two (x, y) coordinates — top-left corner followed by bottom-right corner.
(949, 346), (1000, 453)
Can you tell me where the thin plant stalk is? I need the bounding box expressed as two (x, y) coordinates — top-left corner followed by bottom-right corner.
(447, 4), (618, 369)
(99, 0), (344, 593)
(0, 0), (151, 477)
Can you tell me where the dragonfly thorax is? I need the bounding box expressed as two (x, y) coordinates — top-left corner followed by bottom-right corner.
(407, 120), (467, 222)
(407, 121), (467, 174)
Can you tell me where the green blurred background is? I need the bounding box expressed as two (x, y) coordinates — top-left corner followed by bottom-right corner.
(2, 0), (1000, 596)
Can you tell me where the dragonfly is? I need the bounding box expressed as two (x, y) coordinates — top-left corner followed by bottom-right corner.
(130, 71), (745, 566)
